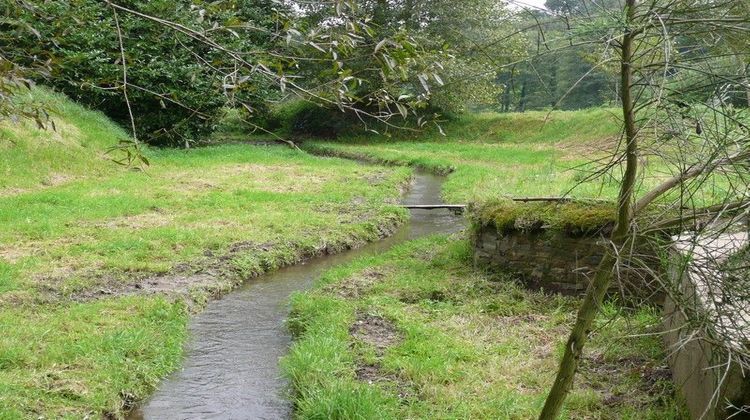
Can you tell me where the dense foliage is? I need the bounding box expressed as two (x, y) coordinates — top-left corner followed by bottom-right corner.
(4, 0), (282, 146)
(293, 0), (522, 116)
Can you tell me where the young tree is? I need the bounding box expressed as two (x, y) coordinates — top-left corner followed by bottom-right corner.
(531, 0), (750, 417)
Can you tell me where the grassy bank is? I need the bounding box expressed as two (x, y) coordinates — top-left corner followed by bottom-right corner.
(305, 109), (624, 203)
(0, 90), (412, 418)
(306, 108), (740, 213)
(283, 236), (684, 419)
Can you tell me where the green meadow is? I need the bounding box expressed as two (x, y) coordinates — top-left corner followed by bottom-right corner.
(1, 90), (686, 418)
(305, 109), (625, 203)
(0, 90), (411, 418)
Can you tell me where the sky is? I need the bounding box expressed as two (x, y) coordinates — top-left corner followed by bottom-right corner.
(507, 0), (548, 11)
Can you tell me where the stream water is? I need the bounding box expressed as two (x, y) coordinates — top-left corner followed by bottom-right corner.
(129, 172), (464, 419)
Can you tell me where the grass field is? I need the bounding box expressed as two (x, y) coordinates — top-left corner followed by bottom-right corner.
(284, 108), (694, 418)
(0, 90), (412, 418)
(283, 236), (684, 419)
(305, 109), (625, 203)
(306, 108), (745, 213)
(2, 91), (688, 418)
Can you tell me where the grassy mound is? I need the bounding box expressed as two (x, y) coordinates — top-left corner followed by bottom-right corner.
(470, 199), (616, 235)
(0, 88), (125, 193)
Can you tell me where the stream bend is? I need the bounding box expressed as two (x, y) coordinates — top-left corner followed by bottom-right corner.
(130, 172), (464, 419)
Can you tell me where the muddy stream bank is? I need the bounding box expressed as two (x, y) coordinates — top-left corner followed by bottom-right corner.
(129, 171), (464, 419)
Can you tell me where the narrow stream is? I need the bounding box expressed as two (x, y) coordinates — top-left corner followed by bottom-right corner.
(129, 172), (464, 419)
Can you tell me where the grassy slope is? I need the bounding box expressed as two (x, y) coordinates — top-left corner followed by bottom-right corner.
(307, 108), (741, 216)
(306, 108), (625, 203)
(0, 88), (123, 192)
(0, 89), (411, 418)
(283, 236), (683, 419)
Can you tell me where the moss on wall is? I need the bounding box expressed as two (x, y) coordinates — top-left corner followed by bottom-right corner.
(469, 200), (616, 236)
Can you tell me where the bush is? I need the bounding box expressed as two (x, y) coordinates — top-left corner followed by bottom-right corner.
(272, 100), (354, 138)
(4, 0), (282, 146)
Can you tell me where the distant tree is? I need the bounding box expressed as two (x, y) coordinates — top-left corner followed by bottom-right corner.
(295, 0), (522, 115)
(496, 3), (618, 112)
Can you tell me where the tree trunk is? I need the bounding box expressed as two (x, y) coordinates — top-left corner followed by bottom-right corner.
(538, 0), (638, 418)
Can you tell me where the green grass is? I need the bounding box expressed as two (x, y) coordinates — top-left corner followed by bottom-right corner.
(305, 109), (625, 203)
(0, 145), (410, 299)
(306, 108), (743, 230)
(0, 88), (126, 193)
(283, 236), (685, 419)
(0, 89), (414, 418)
(0, 297), (186, 419)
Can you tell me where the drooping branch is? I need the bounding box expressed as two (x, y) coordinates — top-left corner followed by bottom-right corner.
(634, 149), (750, 214)
(648, 200), (750, 231)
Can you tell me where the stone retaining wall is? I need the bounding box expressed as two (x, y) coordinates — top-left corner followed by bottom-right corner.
(472, 224), (655, 297)
(662, 233), (749, 419)
(473, 222), (750, 419)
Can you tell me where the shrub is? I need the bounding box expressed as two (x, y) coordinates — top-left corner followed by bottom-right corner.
(4, 0), (281, 146)
(272, 100), (354, 138)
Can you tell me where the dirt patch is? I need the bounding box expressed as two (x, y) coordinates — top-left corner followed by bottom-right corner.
(86, 188), (123, 198)
(0, 174), (80, 198)
(0, 186), (31, 197)
(350, 313), (401, 356)
(350, 312), (412, 399)
(72, 272), (227, 302)
(354, 363), (413, 400)
(0, 245), (35, 263)
(325, 268), (389, 299)
(579, 353), (674, 408)
(75, 211), (174, 229)
(363, 170), (389, 186)
(174, 163), (332, 194)
(41, 173), (77, 187)
(355, 363), (390, 383)
(59, 212), (403, 304)
(557, 136), (619, 157)
(1, 235), (90, 265)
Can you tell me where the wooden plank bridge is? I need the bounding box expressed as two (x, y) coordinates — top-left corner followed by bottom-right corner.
(400, 204), (466, 214)
(401, 197), (607, 214)
(400, 197), (612, 215)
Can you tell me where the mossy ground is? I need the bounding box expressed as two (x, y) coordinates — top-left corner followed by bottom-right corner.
(470, 199), (616, 234)
(0, 89), (412, 418)
(283, 236), (685, 419)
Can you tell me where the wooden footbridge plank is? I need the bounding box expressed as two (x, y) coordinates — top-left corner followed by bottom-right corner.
(401, 204), (466, 210)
